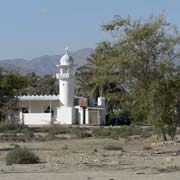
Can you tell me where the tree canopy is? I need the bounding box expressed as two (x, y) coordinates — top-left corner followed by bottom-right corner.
(77, 14), (180, 140)
(0, 68), (27, 121)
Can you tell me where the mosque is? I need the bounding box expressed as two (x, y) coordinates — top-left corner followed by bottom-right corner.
(17, 48), (106, 126)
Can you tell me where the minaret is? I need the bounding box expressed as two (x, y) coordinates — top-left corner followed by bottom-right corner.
(56, 48), (75, 124)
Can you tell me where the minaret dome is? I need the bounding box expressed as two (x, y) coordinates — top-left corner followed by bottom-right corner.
(60, 47), (74, 66)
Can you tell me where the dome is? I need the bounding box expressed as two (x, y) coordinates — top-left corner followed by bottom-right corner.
(60, 48), (74, 66)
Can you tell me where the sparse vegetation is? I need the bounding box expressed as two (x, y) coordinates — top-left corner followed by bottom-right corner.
(93, 127), (111, 137)
(71, 127), (92, 138)
(42, 132), (59, 141)
(0, 133), (26, 142)
(103, 144), (123, 151)
(0, 121), (16, 131)
(0, 125), (153, 143)
(41, 125), (71, 135)
(143, 146), (152, 151)
(6, 146), (40, 165)
(22, 128), (34, 138)
(92, 126), (147, 139)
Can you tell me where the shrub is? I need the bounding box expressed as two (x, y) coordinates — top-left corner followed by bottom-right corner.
(93, 128), (111, 137)
(143, 146), (152, 150)
(71, 127), (92, 138)
(0, 121), (16, 131)
(130, 125), (143, 135)
(22, 128), (34, 139)
(6, 146), (40, 165)
(115, 127), (132, 139)
(0, 121), (27, 133)
(103, 144), (123, 151)
(42, 132), (58, 141)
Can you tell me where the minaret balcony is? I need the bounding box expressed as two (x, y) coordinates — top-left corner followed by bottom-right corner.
(59, 73), (75, 79)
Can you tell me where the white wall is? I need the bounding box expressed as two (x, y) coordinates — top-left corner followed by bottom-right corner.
(59, 78), (75, 107)
(56, 106), (74, 124)
(23, 113), (52, 125)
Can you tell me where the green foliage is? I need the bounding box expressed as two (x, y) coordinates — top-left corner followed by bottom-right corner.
(77, 14), (180, 140)
(76, 41), (125, 112)
(21, 73), (58, 95)
(130, 112), (145, 124)
(0, 68), (27, 122)
(103, 14), (180, 140)
(0, 121), (16, 131)
(6, 146), (40, 165)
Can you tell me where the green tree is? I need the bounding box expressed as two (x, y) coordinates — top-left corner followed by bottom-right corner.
(38, 75), (58, 95)
(102, 14), (180, 140)
(0, 68), (27, 122)
(22, 73), (58, 95)
(76, 41), (127, 113)
(22, 72), (40, 95)
(77, 14), (180, 140)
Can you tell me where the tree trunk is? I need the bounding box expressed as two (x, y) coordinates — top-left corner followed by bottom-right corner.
(160, 127), (167, 141)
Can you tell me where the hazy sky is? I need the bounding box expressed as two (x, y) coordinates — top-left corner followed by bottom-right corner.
(0, 0), (179, 59)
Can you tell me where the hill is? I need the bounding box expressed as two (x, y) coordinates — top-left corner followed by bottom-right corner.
(0, 48), (93, 75)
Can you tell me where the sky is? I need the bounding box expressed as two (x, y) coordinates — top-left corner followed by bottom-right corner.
(0, 0), (180, 60)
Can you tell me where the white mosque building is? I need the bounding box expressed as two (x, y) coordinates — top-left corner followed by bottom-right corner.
(17, 49), (106, 126)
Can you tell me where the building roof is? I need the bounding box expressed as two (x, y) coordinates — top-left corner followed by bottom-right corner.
(18, 95), (59, 101)
(18, 95), (83, 101)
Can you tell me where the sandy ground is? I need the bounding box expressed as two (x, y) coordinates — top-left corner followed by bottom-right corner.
(1, 171), (180, 180)
(1, 136), (180, 179)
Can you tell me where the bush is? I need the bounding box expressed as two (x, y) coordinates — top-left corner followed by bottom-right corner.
(6, 146), (40, 165)
(115, 127), (132, 138)
(42, 132), (58, 141)
(103, 144), (123, 151)
(143, 146), (152, 150)
(71, 127), (92, 138)
(0, 121), (16, 131)
(0, 121), (27, 133)
(93, 128), (111, 137)
(22, 128), (34, 139)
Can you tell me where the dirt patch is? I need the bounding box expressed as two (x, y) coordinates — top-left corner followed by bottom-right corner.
(0, 126), (180, 179)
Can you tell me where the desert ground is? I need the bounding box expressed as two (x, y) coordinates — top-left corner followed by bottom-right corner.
(0, 126), (180, 180)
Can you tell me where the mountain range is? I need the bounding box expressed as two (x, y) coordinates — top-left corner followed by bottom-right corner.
(0, 48), (93, 76)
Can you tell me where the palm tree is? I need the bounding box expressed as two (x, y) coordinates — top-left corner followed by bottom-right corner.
(76, 41), (127, 113)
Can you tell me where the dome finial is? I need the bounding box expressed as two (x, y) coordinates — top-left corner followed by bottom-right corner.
(60, 47), (74, 66)
(65, 47), (69, 54)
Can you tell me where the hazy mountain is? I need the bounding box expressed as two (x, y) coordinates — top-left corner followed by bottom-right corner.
(0, 48), (93, 75)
